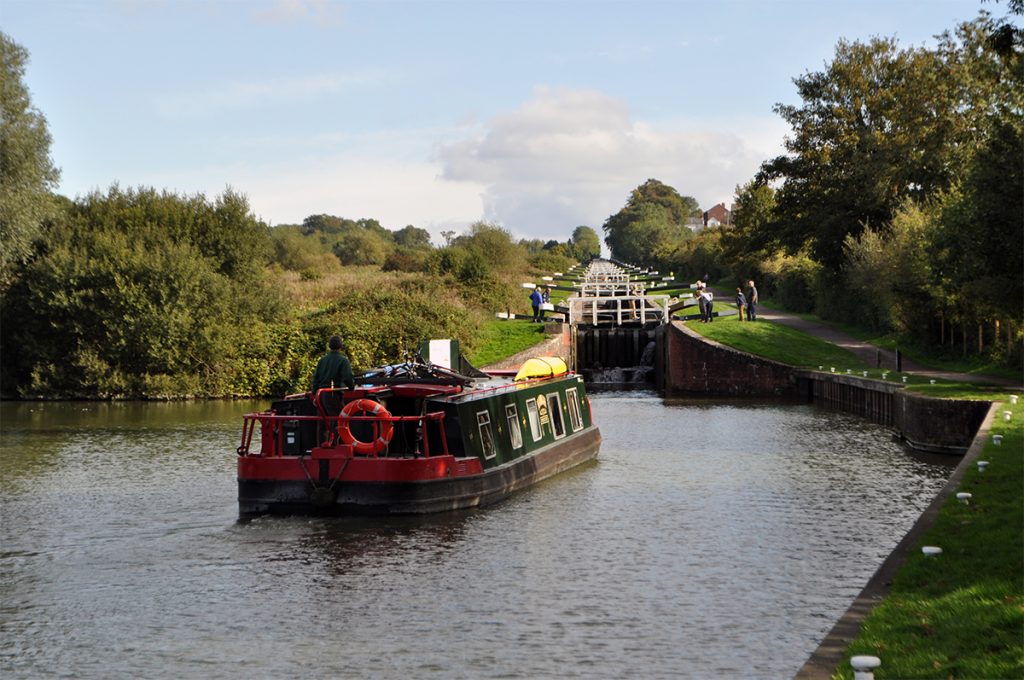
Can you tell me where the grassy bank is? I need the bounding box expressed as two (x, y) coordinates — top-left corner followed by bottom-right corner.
(464, 319), (548, 368)
(687, 314), (870, 370)
(834, 396), (1023, 679)
(759, 299), (1021, 383)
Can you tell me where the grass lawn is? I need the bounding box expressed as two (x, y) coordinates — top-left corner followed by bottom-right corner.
(760, 298), (1021, 383)
(686, 314), (870, 370)
(833, 394), (1024, 679)
(465, 319), (547, 368)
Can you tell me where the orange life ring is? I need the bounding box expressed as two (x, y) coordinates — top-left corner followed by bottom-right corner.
(338, 398), (394, 456)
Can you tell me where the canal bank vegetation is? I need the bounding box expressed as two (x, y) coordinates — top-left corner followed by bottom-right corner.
(0, 187), (585, 398)
(835, 400), (1023, 680)
(601, 7), (1023, 379)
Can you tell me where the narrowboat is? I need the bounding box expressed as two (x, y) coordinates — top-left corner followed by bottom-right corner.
(236, 343), (601, 516)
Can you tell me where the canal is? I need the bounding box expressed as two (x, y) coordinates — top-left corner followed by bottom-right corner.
(0, 393), (952, 679)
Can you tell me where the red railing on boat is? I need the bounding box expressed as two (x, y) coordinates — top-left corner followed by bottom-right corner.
(237, 410), (449, 458)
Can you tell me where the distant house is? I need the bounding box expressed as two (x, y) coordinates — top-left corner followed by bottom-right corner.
(685, 216), (705, 232)
(702, 203), (732, 228)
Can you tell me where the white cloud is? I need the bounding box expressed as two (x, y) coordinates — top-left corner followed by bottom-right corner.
(437, 86), (787, 239)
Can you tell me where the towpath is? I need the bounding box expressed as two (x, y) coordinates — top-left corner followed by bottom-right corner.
(753, 305), (1022, 388)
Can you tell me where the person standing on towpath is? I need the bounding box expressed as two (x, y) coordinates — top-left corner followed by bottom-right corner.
(310, 335), (355, 392)
(746, 280), (758, 321)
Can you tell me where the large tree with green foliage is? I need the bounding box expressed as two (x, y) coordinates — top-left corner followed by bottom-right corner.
(602, 179), (699, 267)
(0, 33), (60, 288)
(570, 225), (601, 261)
(757, 37), (962, 269)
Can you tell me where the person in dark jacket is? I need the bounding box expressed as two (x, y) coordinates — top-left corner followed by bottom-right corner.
(746, 280), (758, 321)
(310, 335), (355, 393)
(735, 287), (746, 321)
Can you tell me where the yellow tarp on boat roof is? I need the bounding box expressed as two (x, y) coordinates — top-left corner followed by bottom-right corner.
(514, 356), (569, 381)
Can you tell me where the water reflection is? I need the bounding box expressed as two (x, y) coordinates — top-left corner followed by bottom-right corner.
(0, 393), (953, 679)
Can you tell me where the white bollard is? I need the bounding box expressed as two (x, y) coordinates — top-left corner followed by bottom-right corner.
(851, 655), (882, 680)
(930, 379), (936, 384)
(863, 371), (869, 377)
(993, 434), (1003, 446)
(957, 492), (972, 504)
(922, 546), (943, 557)
(902, 376), (908, 383)
(830, 367), (836, 373)
(977, 460), (989, 472)
(1011, 395), (1019, 405)
(819, 365), (824, 370)
(1004, 411), (1012, 422)
(846, 369), (852, 374)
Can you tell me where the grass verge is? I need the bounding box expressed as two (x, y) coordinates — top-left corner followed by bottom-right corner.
(465, 319), (547, 368)
(759, 298), (1021, 383)
(833, 395), (1024, 679)
(686, 314), (869, 370)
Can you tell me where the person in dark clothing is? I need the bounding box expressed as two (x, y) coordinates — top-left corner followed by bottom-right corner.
(530, 287), (543, 322)
(735, 287), (746, 321)
(746, 280), (758, 321)
(310, 335), (355, 393)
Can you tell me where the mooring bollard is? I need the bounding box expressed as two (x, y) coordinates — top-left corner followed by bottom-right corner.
(851, 655), (882, 680)
(1004, 411), (1012, 422)
(1011, 395), (1019, 405)
(846, 369), (852, 374)
(902, 376), (908, 383)
(978, 460), (989, 472)
(830, 367), (836, 373)
(993, 434), (1003, 446)
(863, 371), (868, 377)
(930, 379), (936, 384)
(957, 492), (972, 504)
(922, 546), (943, 557)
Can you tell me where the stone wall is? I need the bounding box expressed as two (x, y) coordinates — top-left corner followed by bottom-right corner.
(895, 392), (992, 454)
(659, 320), (990, 453)
(658, 321), (798, 397)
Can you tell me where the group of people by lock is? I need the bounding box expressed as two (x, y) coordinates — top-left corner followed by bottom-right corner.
(308, 277), (761, 393)
(694, 278), (758, 323)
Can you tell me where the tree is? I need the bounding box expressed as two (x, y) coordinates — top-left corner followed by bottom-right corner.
(602, 180), (698, 267)
(332, 228), (392, 266)
(760, 16), (1018, 270)
(570, 225), (601, 261)
(0, 33), (60, 287)
(392, 224), (433, 249)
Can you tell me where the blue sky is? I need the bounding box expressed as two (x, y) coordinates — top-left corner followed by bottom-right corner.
(3, 0), (990, 242)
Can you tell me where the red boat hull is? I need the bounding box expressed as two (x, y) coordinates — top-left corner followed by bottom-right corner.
(238, 427), (601, 516)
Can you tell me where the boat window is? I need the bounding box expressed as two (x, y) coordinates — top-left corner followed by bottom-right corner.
(525, 398), (543, 442)
(477, 411), (496, 459)
(547, 392), (566, 439)
(505, 404), (523, 449)
(566, 387), (584, 432)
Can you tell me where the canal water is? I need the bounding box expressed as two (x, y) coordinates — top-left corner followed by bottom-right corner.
(0, 394), (952, 679)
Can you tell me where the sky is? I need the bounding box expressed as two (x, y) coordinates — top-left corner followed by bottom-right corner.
(2, 0), (993, 243)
